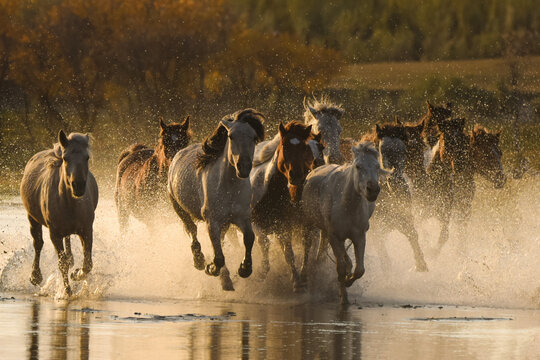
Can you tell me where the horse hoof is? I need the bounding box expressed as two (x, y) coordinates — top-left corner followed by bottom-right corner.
(193, 253), (205, 271)
(293, 284), (306, 293)
(71, 268), (87, 281)
(344, 275), (356, 288)
(205, 264), (220, 277)
(30, 271), (43, 286)
(416, 262), (429, 272)
(221, 278), (235, 291)
(65, 286), (73, 297)
(237, 263), (252, 278)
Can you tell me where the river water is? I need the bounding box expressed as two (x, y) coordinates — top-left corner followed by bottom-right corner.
(1, 175), (539, 359)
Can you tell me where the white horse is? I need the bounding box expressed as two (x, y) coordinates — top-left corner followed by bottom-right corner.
(300, 142), (389, 304)
(167, 109), (265, 290)
(20, 131), (99, 296)
(303, 95), (344, 164)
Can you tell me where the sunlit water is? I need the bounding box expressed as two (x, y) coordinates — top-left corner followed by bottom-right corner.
(0, 175), (539, 358)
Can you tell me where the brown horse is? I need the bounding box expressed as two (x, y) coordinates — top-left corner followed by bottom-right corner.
(115, 116), (191, 233)
(361, 122), (428, 271)
(426, 118), (505, 251)
(421, 101), (453, 148)
(250, 121), (322, 291)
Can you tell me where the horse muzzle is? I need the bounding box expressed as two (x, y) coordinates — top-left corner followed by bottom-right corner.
(236, 161), (252, 179)
(366, 182), (380, 202)
(72, 181), (87, 197)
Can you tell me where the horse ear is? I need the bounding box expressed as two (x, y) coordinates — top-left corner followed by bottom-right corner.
(426, 100), (433, 112)
(394, 116), (402, 125)
(351, 144), (360, 158)
(220, 119), (233, 131)
(313, 131), (322, 143)
(58, 130), (69, 148)
(181, 115), (190, 129)
(304, 124), (313, 138)
(85, 133), (90, 142)
(159, 117), (166, 131)
(495, 129), (502, 141)
(375, 124), (383, 138)
(308, 105), (317, 116)
(278, 122), (286, 138)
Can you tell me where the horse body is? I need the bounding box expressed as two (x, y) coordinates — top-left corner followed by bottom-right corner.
(20, 131), (98, 295)
(250, 121), (320, 290)
(426, 118), (506, 251)
(361, 122), (428, 272)
(168, 109), (265, 291)
(300, 142), (386, 304)
(115, 117), (190, 232)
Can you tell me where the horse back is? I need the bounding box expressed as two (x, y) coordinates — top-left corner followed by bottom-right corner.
(168, 144), (204, 220)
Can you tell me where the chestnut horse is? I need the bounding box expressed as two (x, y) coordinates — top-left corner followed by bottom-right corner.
(427, 118), (505, 251)
(115, 116), (191, 233)
(250, 121), (322, 291)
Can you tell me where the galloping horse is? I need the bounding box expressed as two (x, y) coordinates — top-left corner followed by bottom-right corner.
(303, 95), (344, 164)
(300, 142), (389, 304)
(168, 109), (265, 290)
(20, 131), (98, 296)
(362, 122), (428, 271)
(427, 118), (505, 251)
(250, 121), (322, 291)
(115, 117), (191, 233)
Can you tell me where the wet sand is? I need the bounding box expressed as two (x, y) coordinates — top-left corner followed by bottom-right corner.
(1, 294), (539, 359)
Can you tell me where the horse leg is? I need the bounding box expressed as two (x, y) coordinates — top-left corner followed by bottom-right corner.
(277, 233), (302, 292)
(299, 226), (316, 287)
(170, 196), (205, 270)
(253, 225), (270, 279)
(316, 230), (329, 263)
(328, 235), (349, 305)
(71, 229), (93, 281)
(218, 230), (234, 291)
(28, 216), (43, 286)
(64, 236), (74, 268)
(235, 218), (255, 279)
(116, 200), (130, 236)
(344, 232), (367, 288)
(394, 217), (428, 272)
(49, 231), (71, 296)
(205, 221), (225, 277)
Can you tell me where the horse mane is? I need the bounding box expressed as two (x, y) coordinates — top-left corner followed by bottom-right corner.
(303, 95), (344, 122)
(197, 109), (265, 169)
(254, 135), (280, 167)
(354, 141), (379, 159)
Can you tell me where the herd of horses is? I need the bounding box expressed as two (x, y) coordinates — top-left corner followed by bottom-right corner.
(19, 97), (506, 304)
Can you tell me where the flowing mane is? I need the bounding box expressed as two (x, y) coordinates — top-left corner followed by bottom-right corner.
(253, 135), (280, 167)
(303, 95), (344, 124)
(197, 109), (265, 170)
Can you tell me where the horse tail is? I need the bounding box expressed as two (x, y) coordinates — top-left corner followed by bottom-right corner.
(118, 144), (148, 164)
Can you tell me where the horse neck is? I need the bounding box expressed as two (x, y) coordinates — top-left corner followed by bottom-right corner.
(154, 141), (169, 176)
(58, 163), (76, 202)
(342, 164), (362, 203)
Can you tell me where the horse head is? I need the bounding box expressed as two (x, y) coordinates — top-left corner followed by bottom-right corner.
(221, 109), (265, 179)
(436, 117), (470, 174)
(351, 142), (390, 202)
(470, 125), (506, 188)
(422, 101), (453, 147)
(303, 96), (344, 164)
(159, 115), (191, 160)
(276, 121), (318, 202)
(58, 130), (91, 198)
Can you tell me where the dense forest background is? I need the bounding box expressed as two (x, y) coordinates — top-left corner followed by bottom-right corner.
(0, 0), (539, 191)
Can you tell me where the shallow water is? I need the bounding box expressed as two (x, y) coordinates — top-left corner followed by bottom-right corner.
(1, 295), (538, 359)
(1, 175), (540, 358)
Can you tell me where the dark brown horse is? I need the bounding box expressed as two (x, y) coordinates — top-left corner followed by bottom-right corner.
(361, 121), (428, 271)
(421, 101), (453, 148)
(250, 121), (322, 290)
(426, 118), (505, 251)
(115, 116), (191, 233)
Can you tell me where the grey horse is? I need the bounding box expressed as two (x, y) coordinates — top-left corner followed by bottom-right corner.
(167, 109), (265, 291)
(20, 130), (98, 296)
